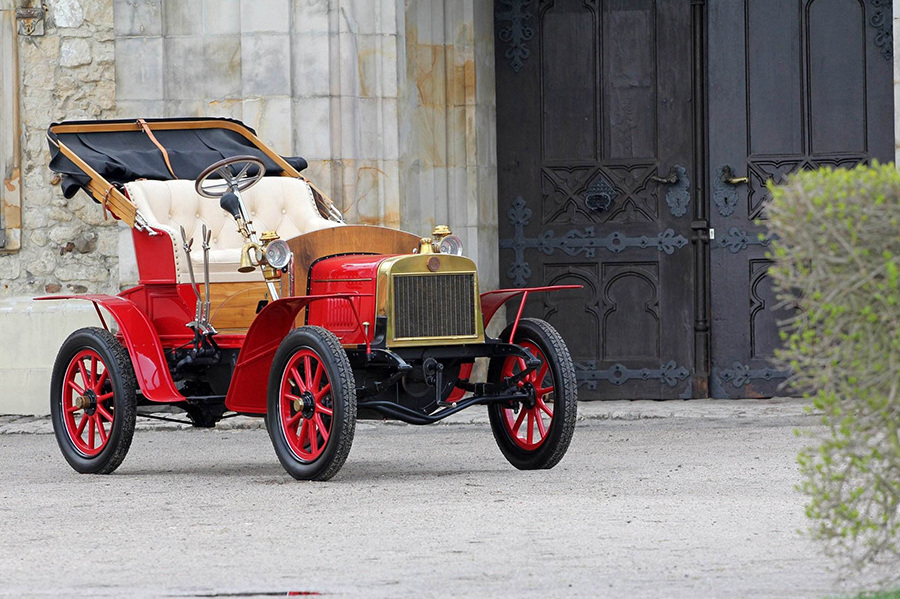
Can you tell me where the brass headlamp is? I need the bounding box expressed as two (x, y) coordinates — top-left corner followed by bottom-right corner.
(239, 231), (291, 280)
(432, 225), (452, 242)
(430, 225), (463, 256)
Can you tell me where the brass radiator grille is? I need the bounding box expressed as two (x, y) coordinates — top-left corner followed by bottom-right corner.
(393, 274), (476, 339)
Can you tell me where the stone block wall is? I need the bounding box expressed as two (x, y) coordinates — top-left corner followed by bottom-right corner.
(400, 0), (497, 287)
(0, 0), (498, 297)
(110, 1), (390, 224)
(1, 1), (22, 255)
(0, 0), (498, 415)
(109, 0), (497, 290)
(0, 0), (119, 297)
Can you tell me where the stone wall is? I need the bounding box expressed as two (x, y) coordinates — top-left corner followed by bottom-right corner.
(400, 0), (497, 290)
(0, 0), (120, 415)
(0, 0), (119, 297)
(0, 0), (498, 415)
(111, 0), (497, 289)
(0, 1), (22, 255)
(0, 0), (497, 297)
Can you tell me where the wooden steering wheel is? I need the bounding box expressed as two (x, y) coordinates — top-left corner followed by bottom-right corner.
(195, 155), (267, 199)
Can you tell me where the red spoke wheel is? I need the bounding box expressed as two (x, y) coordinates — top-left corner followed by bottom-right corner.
(267, 326), (356, 481)
(50, 328), (137, 474)
(488, 318), (577, 470)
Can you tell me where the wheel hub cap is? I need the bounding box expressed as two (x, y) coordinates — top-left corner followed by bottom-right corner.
(297, 391), (316, 419)
(77, 389), (98, 415)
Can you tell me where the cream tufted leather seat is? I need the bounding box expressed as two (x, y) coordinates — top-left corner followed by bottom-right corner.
(125, 177), (341, 283)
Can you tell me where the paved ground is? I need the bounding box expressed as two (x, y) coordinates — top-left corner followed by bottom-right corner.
(0, 399), (879, 598)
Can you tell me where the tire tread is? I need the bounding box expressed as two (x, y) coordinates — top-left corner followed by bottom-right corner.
(488, 318), (578, 470)
(51, 327), (137, 475)
(267, 326), (356, 481)
(305, 326), (356, 481)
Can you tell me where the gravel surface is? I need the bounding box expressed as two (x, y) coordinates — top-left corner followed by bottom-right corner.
(0, 399), (879, 598)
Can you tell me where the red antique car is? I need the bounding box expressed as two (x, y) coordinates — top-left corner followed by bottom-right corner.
(41, 118), (578, 480)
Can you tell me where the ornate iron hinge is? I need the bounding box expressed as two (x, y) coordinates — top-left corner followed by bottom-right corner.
(867, 0), (892, 60)
(500, 196), (689, 286)
(495, 0), (535, 72)
(575, 361), (690, 390)
(716, 227), (771, 254)
(716, 362), (790, 388)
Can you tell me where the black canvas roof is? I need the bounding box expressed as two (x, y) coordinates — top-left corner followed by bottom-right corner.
(47, 117), (307, 200)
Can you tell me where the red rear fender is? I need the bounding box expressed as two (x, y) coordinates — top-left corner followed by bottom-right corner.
(35, 294), (183, 403)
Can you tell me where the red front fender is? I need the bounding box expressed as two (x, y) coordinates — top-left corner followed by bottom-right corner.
(225, 294), (365, 414)
(448, 284), (582, 402)
(35, 294), (183, 403)
(480, 285), (582, 333)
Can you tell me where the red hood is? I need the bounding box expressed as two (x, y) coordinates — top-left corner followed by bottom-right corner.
(309, 254), (396, 282)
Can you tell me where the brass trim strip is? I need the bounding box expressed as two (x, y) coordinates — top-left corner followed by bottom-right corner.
(391, 334), (481, 342)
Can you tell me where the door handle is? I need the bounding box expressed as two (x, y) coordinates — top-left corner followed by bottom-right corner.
(650, 165), (690, 218)
(714, 165), (747, 217)
(719, 165), (749, 185)
(651, 167), (680, 184)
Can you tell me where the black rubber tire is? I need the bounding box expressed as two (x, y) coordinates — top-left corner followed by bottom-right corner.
(488, 318), (577, 470)
(50, 327), (137, 474)
(266, 326), (356, 481)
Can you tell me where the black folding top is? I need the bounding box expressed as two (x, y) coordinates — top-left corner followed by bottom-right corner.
(47, 117), (307, 200)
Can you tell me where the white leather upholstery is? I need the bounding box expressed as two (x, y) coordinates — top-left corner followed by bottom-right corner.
(125, 177), (341, 283)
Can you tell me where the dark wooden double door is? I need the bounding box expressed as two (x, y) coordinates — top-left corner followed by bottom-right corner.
(495, 0), (894, 399)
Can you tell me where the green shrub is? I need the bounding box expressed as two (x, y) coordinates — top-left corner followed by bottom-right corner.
(847, 592), (900, 599)
(767, 163), (900, 582)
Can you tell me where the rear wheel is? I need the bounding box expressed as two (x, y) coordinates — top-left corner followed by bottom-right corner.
(267, 326), (356, 481)
(488, 318), (577, 470)
(50, 327), (137, 474)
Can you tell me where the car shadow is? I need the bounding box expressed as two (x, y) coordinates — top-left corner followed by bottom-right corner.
(112, 461), (507, 483)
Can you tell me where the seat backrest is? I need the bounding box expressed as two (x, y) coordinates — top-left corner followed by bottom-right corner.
(125, 177), (341, 283)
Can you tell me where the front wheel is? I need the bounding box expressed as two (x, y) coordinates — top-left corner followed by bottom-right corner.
(488, 318), (577, 470)
(266, 326), (356, 481)
(50, 327), (137, 474)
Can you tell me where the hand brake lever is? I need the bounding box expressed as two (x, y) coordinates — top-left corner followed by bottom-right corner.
(179, 225), (203, 325)
(201, 224), (213, 331)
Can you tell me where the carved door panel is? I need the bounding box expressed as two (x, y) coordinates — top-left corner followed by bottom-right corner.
(707, 0), (894, 397)
(495, 0), (696, 399)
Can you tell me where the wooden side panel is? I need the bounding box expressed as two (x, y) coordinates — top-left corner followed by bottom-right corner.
(206, 282), (271, 333)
